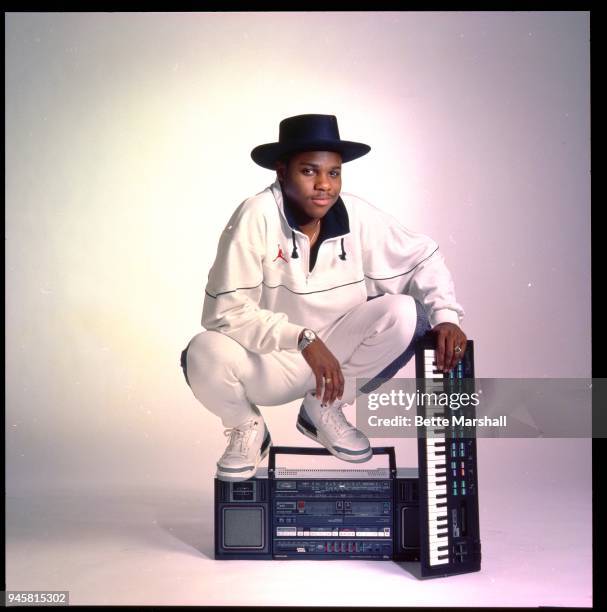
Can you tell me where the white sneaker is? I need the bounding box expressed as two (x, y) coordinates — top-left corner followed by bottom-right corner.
(216, 417), (271, 481)
(296, 392), (372, 462)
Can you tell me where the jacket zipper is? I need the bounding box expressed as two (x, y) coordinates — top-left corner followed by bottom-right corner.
(302, 234), (344, 284)
(285, 216), (345, 284)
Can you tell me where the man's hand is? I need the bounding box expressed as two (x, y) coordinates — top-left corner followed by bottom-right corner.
(300, 334), (344, 406)
(431, 322), (467, 372)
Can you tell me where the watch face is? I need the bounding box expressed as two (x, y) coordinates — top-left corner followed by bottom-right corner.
(304, 329), (315, 341)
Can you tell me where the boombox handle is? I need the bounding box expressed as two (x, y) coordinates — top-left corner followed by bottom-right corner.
(268, 446), (397, 479)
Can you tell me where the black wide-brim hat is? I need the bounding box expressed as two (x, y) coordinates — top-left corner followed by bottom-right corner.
(251, 114), (371, 170)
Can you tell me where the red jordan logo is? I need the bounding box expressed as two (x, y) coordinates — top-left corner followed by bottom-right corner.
(273, 244), (288, 263)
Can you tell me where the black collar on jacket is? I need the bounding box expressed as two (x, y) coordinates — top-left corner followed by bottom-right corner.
(282, 192), (350, 265)
(282, 193), (350, 240)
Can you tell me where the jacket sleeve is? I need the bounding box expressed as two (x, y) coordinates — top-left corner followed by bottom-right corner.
(201, 206), (304, 354)
(361, 202), (465, 327)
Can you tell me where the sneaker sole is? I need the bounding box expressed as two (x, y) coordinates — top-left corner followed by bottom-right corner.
(296, 420), (373, 463)
(216, 435), (272, 482)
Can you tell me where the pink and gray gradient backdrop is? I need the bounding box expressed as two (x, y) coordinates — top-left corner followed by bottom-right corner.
(6, 11), (591, 607)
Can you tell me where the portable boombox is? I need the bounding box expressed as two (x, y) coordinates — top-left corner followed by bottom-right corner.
(214, 446), (480, 578)
(214, 447), (419, 562)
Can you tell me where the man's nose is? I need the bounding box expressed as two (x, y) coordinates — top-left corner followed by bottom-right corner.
(314, 174), (331, 190)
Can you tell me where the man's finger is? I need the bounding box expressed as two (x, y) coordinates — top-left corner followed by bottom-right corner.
(315, 372), (323, 403)
(332, 369), (340, 404)
(435, 332), (446, 372)
(444, 338), (454, 373)
(323, 375), (334, 406)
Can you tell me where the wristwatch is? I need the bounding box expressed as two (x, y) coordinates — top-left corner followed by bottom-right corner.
(297, 328), (318, 351)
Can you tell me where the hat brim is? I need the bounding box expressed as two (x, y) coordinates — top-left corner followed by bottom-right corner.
(250, 139), (371, 170)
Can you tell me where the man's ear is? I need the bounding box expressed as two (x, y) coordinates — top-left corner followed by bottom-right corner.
(275, 160), (286, 182)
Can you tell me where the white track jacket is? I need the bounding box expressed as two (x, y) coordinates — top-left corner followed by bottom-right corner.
(202, 180), (464, 354)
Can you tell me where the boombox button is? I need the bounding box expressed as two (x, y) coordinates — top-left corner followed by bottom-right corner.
(339, 529), (355, 537)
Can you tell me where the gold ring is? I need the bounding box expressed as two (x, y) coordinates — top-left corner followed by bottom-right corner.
(454, 346), (462, 353)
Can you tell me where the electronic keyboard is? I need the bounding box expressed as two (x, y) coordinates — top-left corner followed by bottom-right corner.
(415, 334), (481, 577)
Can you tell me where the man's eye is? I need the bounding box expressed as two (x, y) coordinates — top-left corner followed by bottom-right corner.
(330, 171), (341, 177)
(302, 168), (314, 175)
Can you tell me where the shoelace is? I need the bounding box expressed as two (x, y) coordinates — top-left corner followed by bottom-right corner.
(222, 419), (258, 457)
(320, 405), (355, 434)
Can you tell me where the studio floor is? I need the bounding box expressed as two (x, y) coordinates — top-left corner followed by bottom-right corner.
(6, 440), (592, 607)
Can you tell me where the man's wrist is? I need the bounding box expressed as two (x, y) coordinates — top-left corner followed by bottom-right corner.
(430, 309), (461, 327)
(297, 328), (318, 351)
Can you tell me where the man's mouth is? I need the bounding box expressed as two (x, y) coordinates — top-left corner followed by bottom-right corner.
(310, 197), (333, 208)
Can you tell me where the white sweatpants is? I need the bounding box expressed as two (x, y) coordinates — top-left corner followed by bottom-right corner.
(184, 294), (420, 427)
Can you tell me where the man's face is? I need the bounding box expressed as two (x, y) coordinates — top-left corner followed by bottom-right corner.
(276, 150), (342, 221)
